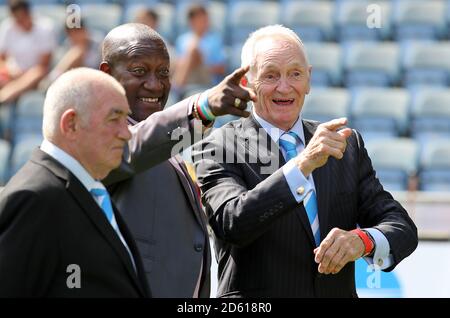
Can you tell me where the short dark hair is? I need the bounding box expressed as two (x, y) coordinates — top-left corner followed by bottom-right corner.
(8, 0), (30, 13)
(142, 8), (159, 23)
(187, 4), (207, 21)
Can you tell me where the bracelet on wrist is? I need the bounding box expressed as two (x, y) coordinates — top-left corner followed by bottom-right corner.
(351, 229), (374, 257)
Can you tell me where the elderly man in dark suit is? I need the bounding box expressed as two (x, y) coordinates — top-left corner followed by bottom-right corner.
(0, 68), (150, 297)
(194, 25), (418, 297)
(100, 23), (256, 297)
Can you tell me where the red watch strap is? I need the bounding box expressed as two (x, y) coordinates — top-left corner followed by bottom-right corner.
(351, 229), (374, 256)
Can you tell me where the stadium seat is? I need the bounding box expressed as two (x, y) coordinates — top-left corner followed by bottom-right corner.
(302, 88), (350, 123)
(351, 88), (410, 140)
(9, 135), (43, 178)
(281, 0), (335, 42)
(79, 4), (122, 35)
(344, 42), (400, 87)
(336, 0), (392, 42)
(228, 1), (279, 45)
(393, 0), (447, 41)
(305, 42), (343, 86)
(420, 140), (450, 191)
(13, 91), (45, 144)
(411, 88), (450, 146)
(123, 2), (176, 44)
(0, 139), (10, 185)
(402, 41), (450, 88)
(366, 137), (419, 191)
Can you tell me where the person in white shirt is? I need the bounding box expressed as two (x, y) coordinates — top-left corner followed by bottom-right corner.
(0, 0), (56, 105)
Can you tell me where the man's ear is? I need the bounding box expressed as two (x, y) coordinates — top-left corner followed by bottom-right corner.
(99, 61), (111, 74)
(60, 109), (78, 139)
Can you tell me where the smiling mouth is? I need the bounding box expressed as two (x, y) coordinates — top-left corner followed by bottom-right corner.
(273, 98), (295, 106)
(140, 97), (161, 104)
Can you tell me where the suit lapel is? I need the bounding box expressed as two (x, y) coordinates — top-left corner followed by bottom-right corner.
(65, 174), (147, 296)
(241, 115), (283, 179)
(303, 120), (331, 242)
(32, 149), (146, 296)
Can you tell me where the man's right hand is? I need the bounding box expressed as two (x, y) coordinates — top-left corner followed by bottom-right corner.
(296, 118), (353, 177)
(207, 66), (257, 118)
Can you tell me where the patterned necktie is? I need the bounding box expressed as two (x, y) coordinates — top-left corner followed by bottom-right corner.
(279, 131), (321, 246)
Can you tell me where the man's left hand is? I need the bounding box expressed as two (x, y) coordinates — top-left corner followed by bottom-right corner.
(313, 228), (365, 274)
(207, 65), (257, 118)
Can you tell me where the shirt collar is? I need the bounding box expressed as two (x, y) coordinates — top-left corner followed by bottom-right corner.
(127, 116), (138, 126)
(252, 108), (306, 145)
(40, 139), (105, 192)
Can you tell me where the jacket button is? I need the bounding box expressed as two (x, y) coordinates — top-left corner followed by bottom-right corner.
(297, 186), (305, 195)
(194, 244), (203, 252)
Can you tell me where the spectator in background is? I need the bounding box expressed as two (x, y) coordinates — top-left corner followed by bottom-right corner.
(174, 4), (226, 98)
(47, 20), (102, 82)
(134, 8), (159, 29)
(0, 0), (56, 105)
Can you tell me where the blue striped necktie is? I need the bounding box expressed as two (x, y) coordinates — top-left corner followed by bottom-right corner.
(279, 131), (321, 246)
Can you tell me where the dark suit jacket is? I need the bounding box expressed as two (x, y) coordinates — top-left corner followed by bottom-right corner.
(104, 97), (211, 297)
(108, 155), (211, 298)
(194, 115), (418, 298)
(0, 150), (149, 297)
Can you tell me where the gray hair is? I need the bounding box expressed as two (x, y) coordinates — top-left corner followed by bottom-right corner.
(42, 67), (125, 140)
(241, 25), (308, 82)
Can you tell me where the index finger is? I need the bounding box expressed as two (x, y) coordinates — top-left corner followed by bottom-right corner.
(321, 117), (348, 131)
(228, 65), (250, 84)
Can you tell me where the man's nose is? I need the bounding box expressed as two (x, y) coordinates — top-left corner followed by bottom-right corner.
(119, 123), (132, 141)
(276, 77), (292, 94)
(143, 74), (163, 91)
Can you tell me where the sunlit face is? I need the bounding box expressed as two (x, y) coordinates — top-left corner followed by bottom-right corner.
(251, 37), (311, 131)
(109, 39), (170, 122)
(76, 86), (132, 180)
(12, 9), (32, 32)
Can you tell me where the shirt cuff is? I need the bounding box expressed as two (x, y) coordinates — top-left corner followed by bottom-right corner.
(363, 228), (394, 270)
(282, 158), (314, 203)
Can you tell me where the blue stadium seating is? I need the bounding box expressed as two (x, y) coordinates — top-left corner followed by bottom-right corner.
(336, 0), (392, 42)
(366, 137), (419, 191)
(9, 135), (43, 178)
(393, 0), (447, 41)
(281, 0), (335, 42)
(302, 88), (350, 123)
(344, 42), (400, 87)
(351, 88), (410, 141)
(305, 42), (343, 86)
(402, 41), (450, 88)
(227, 1), (279, 45)
(420, 140), (450, 191)
(411, 88), (450, 146)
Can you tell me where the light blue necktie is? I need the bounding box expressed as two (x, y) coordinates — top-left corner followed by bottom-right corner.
(90, 187), (137, 272)
(279, 131), (321, 246)
(90, 188), (114, 223)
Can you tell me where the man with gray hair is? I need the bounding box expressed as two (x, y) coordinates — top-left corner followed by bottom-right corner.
(0, 68), (150, 297)
(194, 25), (418, 297)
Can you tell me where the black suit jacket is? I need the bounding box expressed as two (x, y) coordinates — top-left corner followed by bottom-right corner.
(0, 149), (149, 297)
(194, 115), (418, 298)
(108, 155), (211, 297)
